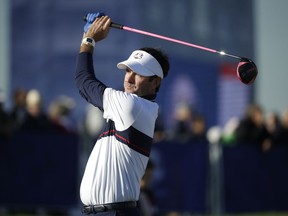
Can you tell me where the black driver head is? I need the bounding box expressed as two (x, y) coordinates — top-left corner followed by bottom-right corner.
(236, 58), (258, 85)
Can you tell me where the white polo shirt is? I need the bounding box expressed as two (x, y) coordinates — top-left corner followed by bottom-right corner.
(80, 88), (158, 205)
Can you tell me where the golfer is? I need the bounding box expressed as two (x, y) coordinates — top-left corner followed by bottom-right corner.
(75, 14), (169, 215)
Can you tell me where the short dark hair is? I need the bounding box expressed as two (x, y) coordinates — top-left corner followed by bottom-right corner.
(139, 47), (170, 78)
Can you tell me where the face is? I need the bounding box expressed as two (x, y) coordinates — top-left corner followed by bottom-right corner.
(123, 68), (160, 96)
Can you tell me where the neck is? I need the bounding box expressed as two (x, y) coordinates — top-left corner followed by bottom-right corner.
(141, 94), (156, 101)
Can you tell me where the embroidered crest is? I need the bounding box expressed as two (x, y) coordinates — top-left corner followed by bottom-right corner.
(133, 52), (143, 59)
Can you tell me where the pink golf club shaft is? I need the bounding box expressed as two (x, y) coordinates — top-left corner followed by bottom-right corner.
(83, 15), (241, 60)
(110, 22), (241, 60)
(124, 26), (216, 53)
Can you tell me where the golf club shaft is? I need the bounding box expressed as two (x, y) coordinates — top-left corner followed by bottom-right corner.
(113, 23), (216, 53)
(110, 22), (242, 60)
(83, 16), (241, 60)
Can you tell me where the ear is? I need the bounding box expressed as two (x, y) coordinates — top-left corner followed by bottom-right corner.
(152, 77), (161, 92)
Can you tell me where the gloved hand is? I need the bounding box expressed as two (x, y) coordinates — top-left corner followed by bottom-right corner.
(84, 12), (105, 33)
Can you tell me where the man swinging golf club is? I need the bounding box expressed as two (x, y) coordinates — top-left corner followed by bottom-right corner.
(76, 13), (169, 215)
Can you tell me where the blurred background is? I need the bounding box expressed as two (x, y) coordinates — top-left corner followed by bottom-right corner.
(0, 0), (288, 216)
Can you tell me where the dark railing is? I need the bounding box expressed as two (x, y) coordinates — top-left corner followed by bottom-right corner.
(1, 133), (288, 214)
(0, 131), (80, 212)
(151, 140), (288, 214)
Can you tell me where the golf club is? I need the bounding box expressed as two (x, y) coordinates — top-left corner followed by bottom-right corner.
(84, 16), (258, 85)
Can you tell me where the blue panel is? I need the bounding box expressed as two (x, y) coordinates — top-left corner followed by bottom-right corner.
(223, 144), (288, 213)
(0, 132), (80, 209)
(150, 140), (209, 213)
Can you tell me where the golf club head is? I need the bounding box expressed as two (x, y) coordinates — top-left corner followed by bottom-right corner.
(237, 58), (258, 84)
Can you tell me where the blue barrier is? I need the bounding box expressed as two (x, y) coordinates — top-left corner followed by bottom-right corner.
(0, 131), (80, 211)
(223, 144), (288, 213)
(150, 140), (209, 214)
(150, 141), (288, 214)
(1, 134), (288, 214)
